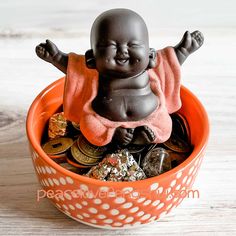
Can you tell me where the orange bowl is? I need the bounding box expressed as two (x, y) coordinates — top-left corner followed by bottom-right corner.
(26, 78), (209, 229)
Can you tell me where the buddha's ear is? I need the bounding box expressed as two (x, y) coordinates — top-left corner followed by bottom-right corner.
(147, 48), (157, 69)
(85, 49), (96, 69)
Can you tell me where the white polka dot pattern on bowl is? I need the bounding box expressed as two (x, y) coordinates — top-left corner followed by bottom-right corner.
(31, 147), (204, 229)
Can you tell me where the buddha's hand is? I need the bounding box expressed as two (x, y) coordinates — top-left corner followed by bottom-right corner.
(35, 39), (60, 64)
(174, 30), (204, 64)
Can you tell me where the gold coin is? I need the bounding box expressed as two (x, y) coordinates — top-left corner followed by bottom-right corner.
(163, 134), (192, 153)
(71, 142), (101, 166)
(66, 152), (91, 168)
(77, 135), (107, 158)
(42, 137), (73, 155)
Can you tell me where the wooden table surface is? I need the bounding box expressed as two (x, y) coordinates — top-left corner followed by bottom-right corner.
(0, 1), (236, 235)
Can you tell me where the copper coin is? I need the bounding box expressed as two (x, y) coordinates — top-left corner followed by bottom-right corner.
(166, 150), (187, 166)
(66, 152), (91, 168)
(163, 134), (191, 153)
(59, 162), (87, 174)
(42, 137), (73, 155)
(171, 113), (191, 143)
(180, 114), (191, 143)
(49, 153), (67, 163)
(49, 152), (67, 158)
(77, 135), (107, 158)
(71, 142), (101, 166)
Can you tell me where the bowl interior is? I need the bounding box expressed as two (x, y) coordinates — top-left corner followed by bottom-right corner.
(27, 78), (209, 179)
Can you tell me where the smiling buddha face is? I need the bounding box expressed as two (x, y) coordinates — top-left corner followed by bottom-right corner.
(86, 9), (156, 79)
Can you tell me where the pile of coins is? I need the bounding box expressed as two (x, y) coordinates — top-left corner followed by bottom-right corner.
(68, 135), (107, 167)
(41, 111), (192, 180)
(42, 112), (108, 171)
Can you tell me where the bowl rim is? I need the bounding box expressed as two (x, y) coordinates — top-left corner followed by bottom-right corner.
(26, 78), (209, 187)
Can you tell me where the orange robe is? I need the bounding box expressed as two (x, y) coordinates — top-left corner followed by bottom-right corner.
(63, 47), (181, 146)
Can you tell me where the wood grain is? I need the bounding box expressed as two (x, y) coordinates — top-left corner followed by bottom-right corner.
(0, 1), (236, 235)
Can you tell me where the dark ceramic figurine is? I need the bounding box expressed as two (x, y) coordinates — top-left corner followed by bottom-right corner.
(36, 9), (204, 146)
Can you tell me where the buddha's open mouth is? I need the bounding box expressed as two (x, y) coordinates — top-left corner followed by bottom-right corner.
(115, 58), (129, 65)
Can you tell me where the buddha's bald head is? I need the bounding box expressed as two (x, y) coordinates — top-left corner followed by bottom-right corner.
(86, 9), (156, 77)
(90, 9), (149, 50)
